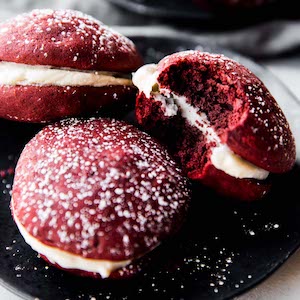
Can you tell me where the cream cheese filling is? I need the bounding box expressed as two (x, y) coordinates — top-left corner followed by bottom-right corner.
(132, 63), (158, 97)
(0, 61), (132, 87)
(13, 213), (131, 278)
(133, 64), (269, 180)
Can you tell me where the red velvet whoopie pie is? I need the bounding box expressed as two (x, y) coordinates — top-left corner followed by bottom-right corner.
(133, 50), (296, 201)
(0, 9), (143, 123)
(11, 118), (191, 278)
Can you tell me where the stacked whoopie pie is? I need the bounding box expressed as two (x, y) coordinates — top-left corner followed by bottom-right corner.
(0, 9), (142, 122)
(5, 9), (296, 279)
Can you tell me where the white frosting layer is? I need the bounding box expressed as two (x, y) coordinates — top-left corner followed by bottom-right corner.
(13, 213), (131, 278)
(132, 63), (158, 97)
(211, 145), (269, 180)
(0, 62), (132, 87)
(154, 93), (178, 117)
(133, 64), (269, 180)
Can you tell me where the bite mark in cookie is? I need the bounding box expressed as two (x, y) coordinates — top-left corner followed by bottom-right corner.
(134, 51), (296, 200)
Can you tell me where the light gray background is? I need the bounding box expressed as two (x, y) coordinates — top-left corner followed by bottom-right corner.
(0, 1), (300, 299)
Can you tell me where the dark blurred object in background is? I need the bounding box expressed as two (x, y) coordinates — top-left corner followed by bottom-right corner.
(193, 0), (277, 11)
(107, 0), (298, 25)
(209, 0), (276, 9)
(0, 0), (299, 59)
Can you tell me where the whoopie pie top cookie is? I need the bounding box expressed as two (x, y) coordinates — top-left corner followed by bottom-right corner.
(0, 9), (143, 122)
(11, 118), (191, 278)
(133, 50), (296, 201)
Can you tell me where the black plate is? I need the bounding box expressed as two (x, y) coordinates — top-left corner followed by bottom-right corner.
(107, 0), (296, 25)
(0, 36), (300, 300)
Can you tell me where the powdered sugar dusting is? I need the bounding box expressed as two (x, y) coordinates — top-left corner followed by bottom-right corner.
(12, 118), (190, 261)
(0, 9), (141, 71)
(246, 84), (292, 155)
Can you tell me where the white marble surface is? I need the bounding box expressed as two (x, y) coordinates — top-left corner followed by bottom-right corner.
(0, 1), (299, 299)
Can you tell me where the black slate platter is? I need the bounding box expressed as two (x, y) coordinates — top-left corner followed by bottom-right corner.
(0, 36), (300, 300)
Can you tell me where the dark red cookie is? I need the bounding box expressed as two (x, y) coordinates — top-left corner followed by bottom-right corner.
(134, 50), (296, 201)
(11, 118), (191, 278)
(0, 9), (143, 123)
(0, 85), (135, 123)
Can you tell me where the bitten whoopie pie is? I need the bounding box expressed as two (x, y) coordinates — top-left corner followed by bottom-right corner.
(133, 50), (296, 201)
(0, 9), (143, 123)
(11, 118), (191, 278)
